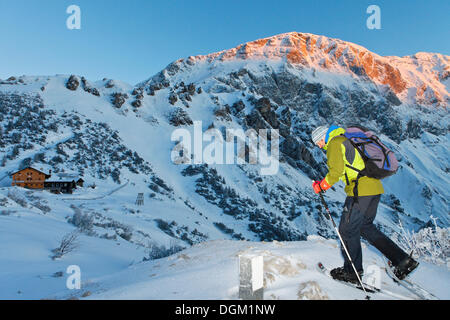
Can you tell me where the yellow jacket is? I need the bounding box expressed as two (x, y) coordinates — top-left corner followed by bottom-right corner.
(323, 127), (384, 197)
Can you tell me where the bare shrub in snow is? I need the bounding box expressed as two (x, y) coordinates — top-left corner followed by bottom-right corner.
(168, 107), (193, 126)
(32, 201), (51, 214)
(0, 197), (8, 207)
(7, 191), (27, 208)
(143, 241), (184, 261)
(93, 217), (133, 241)
(154, 219), (176, 237)
(119, 227), (133, 241)
(393, 216), (450, 266)
(68, 207), (94, 235)
(52, 231), (80, 259)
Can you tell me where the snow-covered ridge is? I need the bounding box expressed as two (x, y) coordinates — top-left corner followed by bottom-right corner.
(155, 32), (449, 106)
(1, 33), (448, 107)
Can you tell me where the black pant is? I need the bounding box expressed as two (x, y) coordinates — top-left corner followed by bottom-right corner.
(338, 195), (409, 273)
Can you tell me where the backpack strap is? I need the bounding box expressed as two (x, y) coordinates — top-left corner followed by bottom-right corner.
(340, 134), (366, 202)
(345, 164), (362, 173)
(352, 173), (363, 203)
(344, 172), (350, 185)
(344, 164), (364, 202)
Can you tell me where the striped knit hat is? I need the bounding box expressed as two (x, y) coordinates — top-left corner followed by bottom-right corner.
(311, 126), (328, 144)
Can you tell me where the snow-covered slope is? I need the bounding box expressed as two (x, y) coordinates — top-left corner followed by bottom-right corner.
(0, 32), (448, 300)
(1, 214), (449, 300)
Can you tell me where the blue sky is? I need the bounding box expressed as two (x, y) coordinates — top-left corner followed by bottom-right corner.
(0, 0), (449, 84)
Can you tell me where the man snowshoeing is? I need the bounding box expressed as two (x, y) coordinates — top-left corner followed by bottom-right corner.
(311, 125), (419, 284)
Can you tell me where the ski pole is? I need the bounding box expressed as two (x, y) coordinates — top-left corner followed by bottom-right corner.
(318, 191), (371, 300)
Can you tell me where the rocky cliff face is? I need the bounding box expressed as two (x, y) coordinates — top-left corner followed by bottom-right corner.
(0, 32), (448, 247)
(147, 32), (448, 106)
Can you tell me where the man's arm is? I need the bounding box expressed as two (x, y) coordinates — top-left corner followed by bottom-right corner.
(324, 137), (345, 186)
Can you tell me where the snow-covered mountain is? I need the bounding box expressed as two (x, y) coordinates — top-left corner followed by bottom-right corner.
(159, 32), (449, 107)
(0, 32), (448, 300)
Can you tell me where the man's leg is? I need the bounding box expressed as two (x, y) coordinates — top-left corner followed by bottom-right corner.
(360, 195), (409, 266)
(338, 196), (365, 273)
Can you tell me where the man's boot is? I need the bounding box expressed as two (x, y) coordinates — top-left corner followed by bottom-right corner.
(394, 254), (419, 280)
(330, 267), (363, 285)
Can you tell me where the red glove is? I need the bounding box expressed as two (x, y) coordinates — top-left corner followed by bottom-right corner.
(312, 179), (332, 194)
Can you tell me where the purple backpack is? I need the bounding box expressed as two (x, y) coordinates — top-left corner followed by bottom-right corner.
(343, 126), (399, 180)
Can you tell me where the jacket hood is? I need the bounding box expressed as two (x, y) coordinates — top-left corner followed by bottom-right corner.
(323, 127), (345, 150)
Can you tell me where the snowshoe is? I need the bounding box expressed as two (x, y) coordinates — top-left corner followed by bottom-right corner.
(330, 266), (364, 285)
